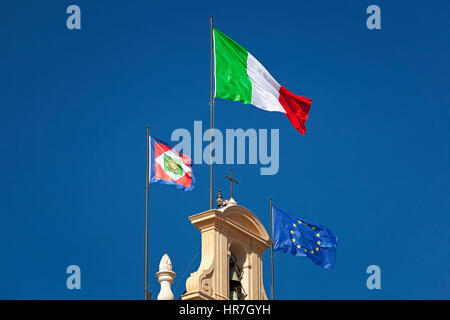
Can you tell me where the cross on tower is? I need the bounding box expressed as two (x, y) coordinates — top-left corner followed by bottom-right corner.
(225, 168), (239, 199)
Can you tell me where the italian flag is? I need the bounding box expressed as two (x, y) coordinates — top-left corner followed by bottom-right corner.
(149, 136), (195, 191)
(213, 28), (312, 134)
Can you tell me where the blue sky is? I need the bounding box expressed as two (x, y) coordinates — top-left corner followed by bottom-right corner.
(0, 0), (448, 299)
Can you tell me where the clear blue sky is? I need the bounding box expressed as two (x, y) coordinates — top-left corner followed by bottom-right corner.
(0, 0), (448, 299)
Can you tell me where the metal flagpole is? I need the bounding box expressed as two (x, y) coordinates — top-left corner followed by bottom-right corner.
(270, 198), (274, 300)
(144, 126), (151, 300)
(209, 15), (214, 210)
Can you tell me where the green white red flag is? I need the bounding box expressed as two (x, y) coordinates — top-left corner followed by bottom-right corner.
(213, 28), (312, 134)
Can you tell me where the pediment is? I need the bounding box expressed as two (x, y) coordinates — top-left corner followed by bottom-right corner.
(221, 205), (270, 242)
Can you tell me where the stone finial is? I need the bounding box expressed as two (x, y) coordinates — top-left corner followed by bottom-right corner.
(159, 254), (173, 272)
(227, 197), (237, 206)
(156, 254), (176, 300)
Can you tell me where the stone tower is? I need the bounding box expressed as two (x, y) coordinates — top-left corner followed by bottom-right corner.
(181, 198), (272, 300)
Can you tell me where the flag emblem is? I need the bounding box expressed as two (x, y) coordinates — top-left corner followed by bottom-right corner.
(164, 154), (184, 176)
(150, 136), (195, 191)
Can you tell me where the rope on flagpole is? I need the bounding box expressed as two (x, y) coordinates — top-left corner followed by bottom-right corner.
(209, 15), (215, 210)
(172, 249), (200, 295)
(270, 198), (275, 300)
(144, 126), (151, 300)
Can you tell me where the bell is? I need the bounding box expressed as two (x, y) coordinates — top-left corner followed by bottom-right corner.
(229, 289), (239, 300)
(230, 268), (240, 282)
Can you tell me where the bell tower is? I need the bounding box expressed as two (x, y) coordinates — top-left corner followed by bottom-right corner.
(181, 194), (272, 300)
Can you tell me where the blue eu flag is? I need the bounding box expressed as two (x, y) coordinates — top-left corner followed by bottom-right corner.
(272, 206), (338, 269)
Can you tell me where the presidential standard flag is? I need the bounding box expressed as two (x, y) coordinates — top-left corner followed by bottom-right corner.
(213, 28), (312, 134)
(272, 206), (338, 269)
(149, 136), (195, 191)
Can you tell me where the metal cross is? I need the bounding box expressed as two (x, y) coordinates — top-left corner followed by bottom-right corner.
(225, 168), (238, 199)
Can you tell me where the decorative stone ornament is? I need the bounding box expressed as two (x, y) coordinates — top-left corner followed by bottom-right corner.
(156, 254), (176, 300)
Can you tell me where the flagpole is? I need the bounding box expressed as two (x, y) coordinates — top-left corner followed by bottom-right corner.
(270, 198), (274, 300)
(209, 15), (214, 210)
(144, 126), (151, 300)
